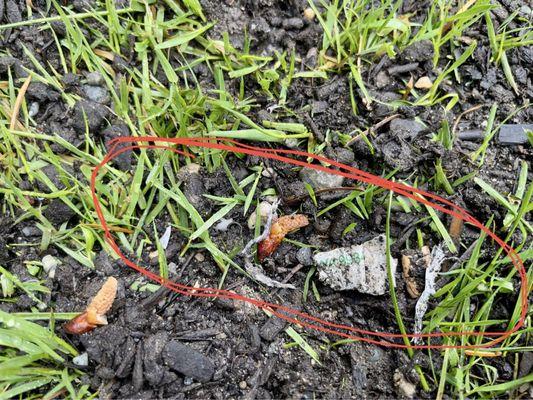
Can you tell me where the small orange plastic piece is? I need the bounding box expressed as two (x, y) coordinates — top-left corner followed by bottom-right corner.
(257, 215), (309, 261)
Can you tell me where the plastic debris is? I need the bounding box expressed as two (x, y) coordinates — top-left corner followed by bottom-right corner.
(257, 214), (309, 261)
(159, 226), (171, 250)
(314, 235), (397, 296)
(241, 200), (295, 289)
(214, 218), (234, 232)
(414, 243), (446, 343)
(42, 255), (60, 279)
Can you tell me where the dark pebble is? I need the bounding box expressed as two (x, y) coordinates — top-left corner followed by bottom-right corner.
(143, 331), (169, 386)
(162, 340), (215, 382)
(296, 247), (313, 267)
(43, 199), (76, 225)
(102, 124), (132, 170)
(498, 124), (531, 145)
(71, 100), (109, 134)
(27, 82), (60, 102)
(259, 316), (287, 341)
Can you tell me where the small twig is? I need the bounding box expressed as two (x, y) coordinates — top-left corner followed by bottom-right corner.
(452, 104), (483, 138)
(346, 114), (400, 145)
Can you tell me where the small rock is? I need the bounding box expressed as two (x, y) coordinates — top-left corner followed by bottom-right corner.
(73, 352), (89, 367)
(162, 341), (215, 382)
(247, 201), (273, 229)
(394, 369), (416, 398)
(82, 85), (109, 104)
(44, 199), (76, 226)
(299, 168), (344, 199)
(176, 164), (211, 217)
(22, 226), (40, 237)
(194, 253), (205, 262)
(296, 247), (313, 266)
(458, 129), (483, 141)
(498, 124), (531, 145)
(27, 82), (60, 102)
(102, 124), (132, 170)
(178, 163), (201, 176)
(6, 0), (22, 23)
(389, 118), (425, 140)
(29, 102), (39, 118)
(414, 76), (432, 89)
(143, 331), (169, 386)
(259, 316), (287, 341)
(71, 100), (109, 134)
(375, 70), (390, 88)
(334, 147), (355, 164)
(63, 73), (80, 89)
(214, 218), (234, 232)
(86, 71), (105, 86)
(518, 351), (533, 378)
(262, 167), (275, 178)
(314, 235), (397, 295)
(284, 138), (300, 149)
(311, 100), (328, 114)
(42, 255), (60, 279)
(303, 8), (315, 21)
(72, 0), (95, 11)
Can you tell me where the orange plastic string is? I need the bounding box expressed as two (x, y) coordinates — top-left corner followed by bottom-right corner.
(90, 136), (528, 350)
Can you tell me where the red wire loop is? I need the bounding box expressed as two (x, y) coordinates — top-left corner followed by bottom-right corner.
(90, 136), (528, 350)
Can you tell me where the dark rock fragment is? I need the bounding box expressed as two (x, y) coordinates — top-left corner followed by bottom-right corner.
(71, 100), (109, 134)
(27, 82), (60, 102)
(44, 199), (76, 225)
(259, 316), (287, 341)
(82, 85), (110, 104)
(498, 124), (531, 145)
(162, 340), (215, 382)
(102, 124), (132, 170)
(143, 331), (169, 386)
(282, 17), (304, 30)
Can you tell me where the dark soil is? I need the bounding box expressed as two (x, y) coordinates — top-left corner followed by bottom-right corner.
(0, 0), (531, 399)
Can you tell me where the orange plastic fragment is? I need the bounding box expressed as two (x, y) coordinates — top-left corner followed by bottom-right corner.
(257, 215), (309, 261)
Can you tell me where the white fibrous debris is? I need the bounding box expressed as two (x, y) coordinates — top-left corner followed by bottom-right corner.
(413, 243), (446, 344)
(214, 218), (234, 232)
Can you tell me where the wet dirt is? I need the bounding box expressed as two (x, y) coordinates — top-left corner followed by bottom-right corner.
(1, 0), (532, 399)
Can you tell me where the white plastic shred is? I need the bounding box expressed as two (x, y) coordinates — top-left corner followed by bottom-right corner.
(160, 226), (172, 250)
(413, 243), (446, 344)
